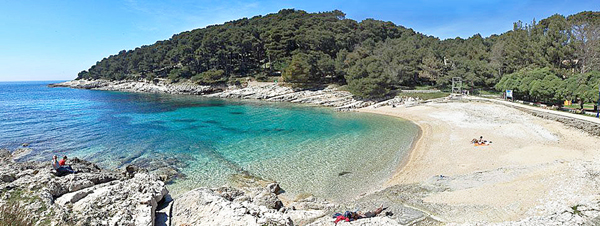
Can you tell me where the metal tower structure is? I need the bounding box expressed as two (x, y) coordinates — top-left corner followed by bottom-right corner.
(452, 77), (462, 95)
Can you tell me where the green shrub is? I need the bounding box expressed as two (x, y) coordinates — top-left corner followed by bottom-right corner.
(191, 69), (227, 85)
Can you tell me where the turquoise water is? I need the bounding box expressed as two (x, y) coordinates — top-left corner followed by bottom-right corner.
(0, 81), (418, 200)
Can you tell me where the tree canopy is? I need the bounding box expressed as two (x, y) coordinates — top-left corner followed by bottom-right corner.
(77, 9), (600, 100)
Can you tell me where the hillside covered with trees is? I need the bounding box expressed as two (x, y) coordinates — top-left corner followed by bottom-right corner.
(77, 9), (600, 104)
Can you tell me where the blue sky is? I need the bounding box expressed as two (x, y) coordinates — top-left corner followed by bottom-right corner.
(0, 0), (597, 81)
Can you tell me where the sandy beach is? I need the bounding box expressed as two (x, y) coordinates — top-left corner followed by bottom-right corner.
(359, 99), (600, 223)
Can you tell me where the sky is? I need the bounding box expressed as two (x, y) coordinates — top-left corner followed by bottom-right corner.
(0, 0), (598, 81)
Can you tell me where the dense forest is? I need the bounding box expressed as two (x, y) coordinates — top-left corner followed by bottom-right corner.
(77, 9), (600, 104)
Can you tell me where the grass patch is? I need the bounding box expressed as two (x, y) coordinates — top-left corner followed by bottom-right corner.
(0, 189), (52, 225)
(477, 90), (502, 96)
(0, 202), (35, 226)
(564, 103), (596, 109)
(571, 205), (583, 216)
(3, 189), (36, 205)
(397, 92), (450, 100)
(412, 85), (435, 90)
(1, 189), (37, 226)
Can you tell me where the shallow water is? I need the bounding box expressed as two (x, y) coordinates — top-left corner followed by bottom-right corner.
(0, 81), (418, 200)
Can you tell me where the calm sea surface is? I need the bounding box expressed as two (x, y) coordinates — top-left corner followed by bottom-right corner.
(0, 81), (418, 200)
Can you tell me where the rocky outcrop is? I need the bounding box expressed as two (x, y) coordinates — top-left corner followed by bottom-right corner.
(61, 173), (168, 225)
(51, 80), (380, 111)
(11, 147), (33, 161)
(50, 79), (223, 95)
(367, 96), (422, 109)
(207, 84), (377, 111)
(165, 181), (438, 226)
(171, 187), (292, 226)
(207, 84), (376, 111)
(0, 148), (168, 226)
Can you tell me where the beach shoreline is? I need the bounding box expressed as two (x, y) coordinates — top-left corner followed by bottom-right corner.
(377, 111), (424, 187)
(357, 106), (431, 186)
(357, 99), (600, 224)
(391, 118), (423, 186)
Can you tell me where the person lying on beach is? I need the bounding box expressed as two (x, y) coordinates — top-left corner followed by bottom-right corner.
(52, 155), (75, 176)
(332, 205), (387, 224)
(355, 205), (385, 219)
(471, 138), (492, 145)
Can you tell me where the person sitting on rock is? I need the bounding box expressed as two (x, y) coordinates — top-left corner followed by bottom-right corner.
(59, 156), (68, 166)
(52, 155), (60, 170)
(59, 155), (76, 171)
(52, 155), (74, 176)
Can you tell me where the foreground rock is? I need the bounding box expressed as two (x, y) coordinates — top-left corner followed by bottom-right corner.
(8, 145), (595, 225)
(169, 185), (419, 226)
(0, 147), (413, 226)
(172, 187), (292, 226)
(0, 149), (168, 225)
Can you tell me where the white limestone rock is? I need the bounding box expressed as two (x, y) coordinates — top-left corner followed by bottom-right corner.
(172, 187), (293, 226)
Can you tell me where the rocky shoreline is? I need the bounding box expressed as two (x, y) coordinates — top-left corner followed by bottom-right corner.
(9, 145), (598, 225)
(0, 147), (432, 225)
(48, 79), (221, 95)
(0, 148), (167, 225)
(49, 79), (420, 111)
(5, 146), (600, 226)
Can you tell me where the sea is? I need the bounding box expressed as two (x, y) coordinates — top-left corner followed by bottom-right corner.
(0, 81), (419, 200)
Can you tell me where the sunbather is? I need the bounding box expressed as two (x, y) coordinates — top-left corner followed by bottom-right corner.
(471, 137), (492, 145)
(333, 205), (387, 224)
(356, 205), (385, 219)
